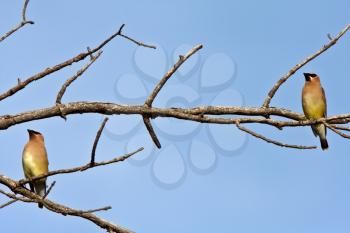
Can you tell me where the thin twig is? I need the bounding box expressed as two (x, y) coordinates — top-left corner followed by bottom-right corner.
(262, 23), (350, 108)
(56, 51), (103, 104)
(88, 24), (155, 53)
(119, 34), (156, 49)
(42, 181), (56, 199)
(19, 147), (143, 185)
(0, 199), (17, 209)
(0, 0), (34, 43)
(327, 33), (333, 40)
(142, 115), (161, 148)
(236, 122), (317, 149)
(87, 47), (94, 60)
(324, 122), (350, 139)
(0, 188), (32, 203)
(332, 125), (350, 132)
(0, 24), (155, 102)
(144, 44), (203, 107)
(79, 206), (112, 214)
(90, 118), (109, 165)
(22, 0), (30, 21)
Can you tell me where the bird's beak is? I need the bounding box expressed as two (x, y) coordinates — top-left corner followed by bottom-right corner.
(303, 73), (311, 82)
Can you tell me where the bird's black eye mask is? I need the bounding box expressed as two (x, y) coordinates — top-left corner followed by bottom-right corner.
(303, 73), (317, 81)
(27, 129), (41, 135)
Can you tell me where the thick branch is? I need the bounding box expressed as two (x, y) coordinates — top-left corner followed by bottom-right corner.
(2, 102), (350, 149)
(262, 23), (350, 108)
(2, 102), (350, 130)
(0, 176), (133, 233)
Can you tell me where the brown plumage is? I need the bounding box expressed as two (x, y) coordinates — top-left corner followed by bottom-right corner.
(22, 129), (49, 208)
(302, 73), (328, 150)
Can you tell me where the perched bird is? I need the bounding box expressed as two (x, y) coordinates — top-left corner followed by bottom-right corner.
(22, 129), (49, 208)
(302, 73), (328, 150)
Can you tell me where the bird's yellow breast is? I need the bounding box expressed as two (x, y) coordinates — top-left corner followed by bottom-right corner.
(22, 149), (48, 178)
(302, 93), (326, 119)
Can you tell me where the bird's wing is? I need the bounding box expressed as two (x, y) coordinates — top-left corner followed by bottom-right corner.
(311, 125), (318, 137)
(322, 87), (327, 117)
(322, 87), (327, 135)
(29, 183), (35, 192)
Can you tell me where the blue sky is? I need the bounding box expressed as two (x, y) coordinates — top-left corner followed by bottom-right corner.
(0, 1), (350, 232)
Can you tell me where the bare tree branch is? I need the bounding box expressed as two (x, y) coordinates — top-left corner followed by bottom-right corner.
(0, 0), (34, 43)
(0, 147), (143, 232)
(2, 102), (350, 130)
(56, 51), (103, 104)
(2, 100), (350, 149)
(333, 125), (350, 132)
(324, 122), (350, 139)
(22, 0), (31, 21)
(80, 206), (112, 214)
(0, 199), (18, 209)
(19, 147), (143, 185)
(0, 176), (134, 233)
(0, 188), (33, 209)
(142, 44), (203, 147)
(236, 122), (317, 149)
(119, 34), (156, 49)
(262, 23), (350, 108)
(142, 115), (161, 148)
(0, 188), (32, 203)
(42, 181), (56, 200)
(0, 24), (155, 102)
(90, 117), (109, 165)
(144, 44), (203, 107)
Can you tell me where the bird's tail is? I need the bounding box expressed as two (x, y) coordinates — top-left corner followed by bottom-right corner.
(313, 124), (329, 151)
(317, 124), (329, 151)
(34, 180), (46, 208)
(320, 138), (329, 151)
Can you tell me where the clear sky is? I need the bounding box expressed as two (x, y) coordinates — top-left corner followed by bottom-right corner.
(0, 1), (350, 232)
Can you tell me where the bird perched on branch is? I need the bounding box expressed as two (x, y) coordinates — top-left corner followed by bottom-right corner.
(302, 73), (328, 150)
(22, 129), (49, 208)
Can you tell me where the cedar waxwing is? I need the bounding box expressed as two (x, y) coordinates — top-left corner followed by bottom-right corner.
(302, 73), (328, 150)
(22, 129), (49, 208)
